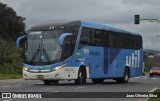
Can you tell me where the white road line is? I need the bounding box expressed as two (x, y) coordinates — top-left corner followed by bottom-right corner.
(149, 87), (158, 92)
(2, 99), (12, 101)
(54, 91), (59, 92)
(15, 84), (22, 87)
(1, 85), (11, 88)
(143, 77), (148, 79)
(134, 77), (140, 79)
(145, 87), (158, 101)
(44, 88), (52, 91)
(75, 87), (85, 89)
(95, 84), (100, 86)
(152, 78), (156, 80)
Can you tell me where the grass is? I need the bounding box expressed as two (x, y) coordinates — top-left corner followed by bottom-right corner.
(0, 74), (22, 80)
(148, 89), (160, 101)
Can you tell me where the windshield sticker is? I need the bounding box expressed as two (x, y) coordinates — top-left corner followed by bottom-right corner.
(60, 26), (64, 29)
(41, 55), (45, 60)
(76, 52), (81, 56)
(49, 26), (54, 30)
(83, 49), (89, 54)
(30, 31), (42, 35)
(40, 36), (42, 38)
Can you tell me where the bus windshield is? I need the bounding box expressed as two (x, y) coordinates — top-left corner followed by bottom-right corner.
(25, 30), (63, 65)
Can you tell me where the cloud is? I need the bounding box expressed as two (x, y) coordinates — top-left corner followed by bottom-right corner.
(1, 0), (160, 50)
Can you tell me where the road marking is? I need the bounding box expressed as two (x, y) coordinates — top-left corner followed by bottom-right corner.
(44, 88), (52, 91)
(149, 87), (158, 92)
(152, 78), (156, 80)
(134, 77), (140, 79)
(2, 99), (12, 101)
(143, 77), (148, 79)
(54, 91), (59, 92)
(75, 87), (84, 89)
(15, 84), (22, 86)
(95, 84), (100, 86)
(145, 87), (158, 101)
(1, 85), (11, 88)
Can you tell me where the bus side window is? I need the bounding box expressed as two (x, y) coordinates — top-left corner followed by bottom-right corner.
(134, 36), (142, 49)
(79, 27), (94, 48)
(62, 36), (76, 59)
(103, 31), (109, 47)
(93, 30), (103, 46)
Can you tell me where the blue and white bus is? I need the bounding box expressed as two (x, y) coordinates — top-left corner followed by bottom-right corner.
(16, 20), (143, 85)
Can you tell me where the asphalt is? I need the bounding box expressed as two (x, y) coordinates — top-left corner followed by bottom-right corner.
(0, 74), (160, 101)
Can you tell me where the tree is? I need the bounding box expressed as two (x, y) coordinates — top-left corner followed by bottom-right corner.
(0, 2), (25, 40)
(0, 2), (25, 74)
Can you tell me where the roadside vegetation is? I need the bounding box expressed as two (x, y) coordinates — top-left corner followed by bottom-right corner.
(145, 58), (160, 72)
(144, 50), (160, 72)
(0, 2), (25, 79)
(0, 74), (22, 80)
(148, 88), (160, 101)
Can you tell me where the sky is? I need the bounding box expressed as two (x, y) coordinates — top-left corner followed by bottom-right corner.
(1, 0), (160, 50)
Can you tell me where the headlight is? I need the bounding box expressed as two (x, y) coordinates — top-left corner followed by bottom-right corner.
(23, 67), (28, 71)
(52, 64), (66, 71)
(55, 66), (63, 70)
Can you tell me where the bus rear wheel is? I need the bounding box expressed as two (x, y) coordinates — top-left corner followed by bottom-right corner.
(116, 68), (129, 83)
(92, 79), (104, 84)
(75, 68), (86, 85)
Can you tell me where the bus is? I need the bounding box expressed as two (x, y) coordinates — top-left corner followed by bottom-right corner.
(16, 20), (143, 85)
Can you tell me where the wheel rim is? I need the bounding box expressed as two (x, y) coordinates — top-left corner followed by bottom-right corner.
(125, 72), (129, 82)
(79, 72), (83, 84)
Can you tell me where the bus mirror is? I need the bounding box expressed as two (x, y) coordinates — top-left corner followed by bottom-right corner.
(59, 33), (73, 45)
(16, 35), (27, 48)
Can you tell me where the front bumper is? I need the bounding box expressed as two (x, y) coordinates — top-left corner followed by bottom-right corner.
(23, 67), (79, 80)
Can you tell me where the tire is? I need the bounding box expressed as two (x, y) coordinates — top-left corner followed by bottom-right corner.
(149, 74), (153, 77)
(75, 68), (86, 85)
(44, 80), (52, 85)
(143, 72), (145, 76)
(52, 80), (59, 84)
(92, 79), (104, 84)
(116, 68), (129, 83)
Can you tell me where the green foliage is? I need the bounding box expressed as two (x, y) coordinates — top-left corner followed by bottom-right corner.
(0, 2), (25, 40)
(0, 74), (22, 80)
(0, 2), (25, 74)
(145, 58), (160, 72)
(0, 53), (23, 74)
(148, 89), (160, 101)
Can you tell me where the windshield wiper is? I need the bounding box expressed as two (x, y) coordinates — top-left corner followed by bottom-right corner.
(42, 47), (50, 62)
(30, 44), (40, 63)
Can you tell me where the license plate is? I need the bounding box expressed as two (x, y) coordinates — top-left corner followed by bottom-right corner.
(36, 75), (44, 79)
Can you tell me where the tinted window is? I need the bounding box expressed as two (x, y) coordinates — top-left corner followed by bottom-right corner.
(134, 35), (142, 49)
(94, 30), (103, 46)
(103, 31), (109, 47)
(62, 36), (76, 59)
(79, 27), (142, 49)
(79, 27), (94, 48)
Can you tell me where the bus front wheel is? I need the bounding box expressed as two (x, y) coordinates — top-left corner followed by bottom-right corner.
(43, 80), (59, 85)
(44, 80), (52, 85)
(75, 68), (86, 85)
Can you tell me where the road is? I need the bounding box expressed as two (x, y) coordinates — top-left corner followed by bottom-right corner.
(0, 74), (160, 101)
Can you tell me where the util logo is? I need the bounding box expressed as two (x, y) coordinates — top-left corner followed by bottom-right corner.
(126, 50), (140, 68)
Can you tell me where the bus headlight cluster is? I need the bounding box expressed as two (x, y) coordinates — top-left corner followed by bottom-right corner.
(23, 67), (29, 71)
(52, 64), (66, 71)
(55, 66), (63, 70)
